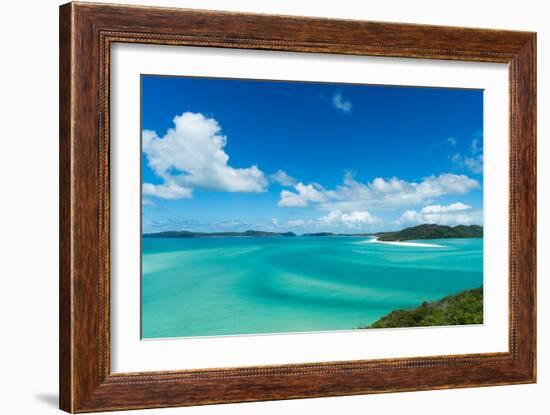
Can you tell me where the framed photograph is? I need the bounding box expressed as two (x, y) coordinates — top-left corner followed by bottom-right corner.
(59, 2), (536, 412)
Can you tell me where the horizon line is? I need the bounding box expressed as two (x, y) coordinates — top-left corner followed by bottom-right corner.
(142, 223), (484, 237)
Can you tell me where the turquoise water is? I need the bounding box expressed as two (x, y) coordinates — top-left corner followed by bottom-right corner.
(141, 237), (483, 338)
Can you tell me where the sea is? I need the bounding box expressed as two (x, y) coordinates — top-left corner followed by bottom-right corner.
(141, 236), (483, 338)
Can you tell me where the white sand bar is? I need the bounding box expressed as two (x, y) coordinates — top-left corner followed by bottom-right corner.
(365, 237), (445, 248)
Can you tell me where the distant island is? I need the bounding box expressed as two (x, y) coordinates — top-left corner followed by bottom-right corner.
(360, 287), (483, 329)
(143, 230), (297, 238)
(374, 224), (483, 241)
(301, 232), (372, 237)
(143, 224), (483, 240)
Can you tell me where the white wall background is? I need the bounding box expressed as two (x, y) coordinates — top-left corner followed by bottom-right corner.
(0, 0), (546, 414)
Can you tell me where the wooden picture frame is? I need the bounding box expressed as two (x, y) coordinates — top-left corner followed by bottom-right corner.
(59, 2), (536, 412)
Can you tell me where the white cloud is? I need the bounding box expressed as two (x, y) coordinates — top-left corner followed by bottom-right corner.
(395, 203), (481, 226)
(463, 156), (483, 174)
(332, 93), (352, 113)
(420, 202), (471, 214)
(270, 169), (296, 187)
(451, 137), (483, 174)
(319, 210), (380, 229)
(340, 211), (381, 227)
(218, 220), (253, 229)
(278, 182), (326, 207)
(451, 153), (483, 174)
(416, 174), (479, 196)
(397, 210), (422, 224)
(142, 198), (155, 206)
(286, 219), (305, 227)
(447, 137), (458, 146)
(279, 172), (480, 212)
(471, 138), (482, 154)
(142, 112), (268, 199)
(370, 177), (413, 194)
(142, 182), (192, 199)
(318, 210), (343, 225)
(424, 212), (481, 226)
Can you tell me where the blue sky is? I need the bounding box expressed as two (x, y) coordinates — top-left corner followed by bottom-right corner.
(141, 75), (483, 234)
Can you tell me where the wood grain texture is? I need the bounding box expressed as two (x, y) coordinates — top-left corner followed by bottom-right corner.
(59, 2), (537, 412)
(59, 3), (73, 411)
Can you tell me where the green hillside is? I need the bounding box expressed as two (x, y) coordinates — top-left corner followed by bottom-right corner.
(375, 224), (483, 241)
(361, 287), (483, 329)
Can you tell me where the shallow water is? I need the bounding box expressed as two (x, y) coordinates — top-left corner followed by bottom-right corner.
(141, 236), (483, 338)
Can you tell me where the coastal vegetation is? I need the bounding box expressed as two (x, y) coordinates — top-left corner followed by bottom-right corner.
(374, 224), (483, 242)
(360, 287), (483, 329)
